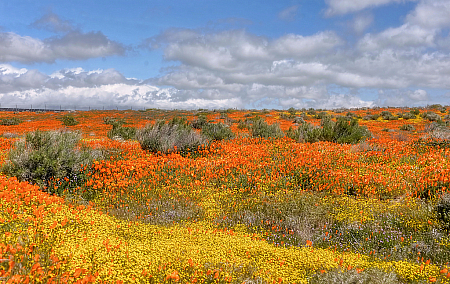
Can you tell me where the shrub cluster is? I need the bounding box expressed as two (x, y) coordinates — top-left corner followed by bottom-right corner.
(1, 117), (22, 126)
(200, 122), (234, 141)
(1, 130), (104, 197)
(399, 124), (415, 131)
(422, 111), (442, 122)
(104, 117), (136, 140)
(136, 120), (209, 156)
(362, 114), (380, 120)
(400, 112), (416, 120)
(250, 118), (284, 139)
(60, 114), (79, 126)
(287, 117), (371, 144)
(380, 111), (398, 120)
(435, 193), (450, 232)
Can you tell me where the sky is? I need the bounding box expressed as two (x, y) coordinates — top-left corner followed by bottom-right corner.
(1, 0), (450, 110)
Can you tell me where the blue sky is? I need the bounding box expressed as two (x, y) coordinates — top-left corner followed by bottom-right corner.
(1, 0), (449, 110)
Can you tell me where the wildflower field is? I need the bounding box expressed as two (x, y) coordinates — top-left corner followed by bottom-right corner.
(1, 106), (450, 283)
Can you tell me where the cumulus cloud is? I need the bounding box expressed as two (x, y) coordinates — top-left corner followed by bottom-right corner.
(357, 24), (436, 51)
(278, 5), (299, 21)
(31, 11), (75, 33)
(406, 0), (450, 29)
(352, 13), (374, 34)
(325, 0), (417, 16)
(376, 89), (430, 106)
(137, 21), (450, 109)
(0, 31), (125, 64)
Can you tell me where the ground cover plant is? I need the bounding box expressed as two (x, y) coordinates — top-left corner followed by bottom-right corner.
(1, 106), (450, 283)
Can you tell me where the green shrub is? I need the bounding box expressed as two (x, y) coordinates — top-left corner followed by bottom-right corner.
(1, 117), (22, 126)
(250, 118), (284, 139)
(435, 193), (450, 232)
(105, 117), (136, 140)
(287, 107), (297, 116)
(315, 111), (329, 119)
(422, 111), (442, 122)
(191, 115), (208, 129)
(362, 114), (380, 120)
(287, 117), (371, 144)
(137, 121), (209, 156)
(237, 120), (249, 130)
(201, 122), (234, 141)
(399, 124), (415, 131)
(309, 267), (400, 284)
(60, 114), (79, 126)
(286, 123), (322, 143)
(410, 109), (420, 116)
(1, 130), (104, 197)
(401, 112), (416, 120)
(380, 111), (398, 120)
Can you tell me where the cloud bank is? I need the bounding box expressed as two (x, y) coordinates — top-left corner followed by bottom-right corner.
(1, 1), (450, 110)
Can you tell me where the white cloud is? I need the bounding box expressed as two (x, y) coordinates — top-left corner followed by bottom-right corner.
(352, 13), (374, 34)
(271, 31), (343, 58)
(406, 0), (450, 29)
(357, 24), (436, 51)
(0, 31), (125, 64)
(278, 5), (299, 21)
(325, 0), (417, 16)
(31, 11), (75, 33)
(376, 89), (430, 106)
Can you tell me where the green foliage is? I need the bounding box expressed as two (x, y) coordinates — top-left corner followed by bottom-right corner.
(60, 114), (79, 126)
(422, 111), (442, 122)
(315, 111), (329, 120)
(399, 124), (415, 131)
(191, 115), (208, 129)
(105, 117), (136, 140)
(201, 122), (234, 141)
(287, 107), (297, 116)
(309, 267), (400, 284)
(410, 109), (420, 116)
(137, 120), (209, 156)
(286, 117), (371, 144)
(363, 114), (380, 120)
(237, 120), (249, 130)
(435, 193), (450, 232)
(1, 130), (103, 197)
(400, 112), (416, 120)
(249, 118), (284, 139)
(1, 117), (22, 126)
(380, 111), (398, 120)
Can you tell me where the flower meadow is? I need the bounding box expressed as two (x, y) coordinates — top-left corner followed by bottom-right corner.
(1, 106), (450, 283)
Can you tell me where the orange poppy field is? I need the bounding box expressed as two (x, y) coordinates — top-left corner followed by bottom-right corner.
(1, 106), (450, 283)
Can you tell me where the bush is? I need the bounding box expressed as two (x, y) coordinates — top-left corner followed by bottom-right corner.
(422, 111), (442, 122)
(362, 114), (380, 120)
(287, 107), (297, 116)
(410, 109), (420, 116)
(137, 121), (209, 156)
(401, 112), (416, 120)
(250, 118), (284, 139)
(1, 130), (104, 197)
(60, 114), (79, 126)
(399, 124), (415, 131)
(287, 117), (371, 144)
(286, 123), (322, 143)
(315, 111), (329, 120)
(380, 111), (398, 120)
(191, 115), (208, 129)
(105, 117), (136, 140)
(435, 193), (450, 232)
(1, 117), (22, 126)
(201, 122), (234, 141)
(309, 267), (400, 284)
